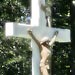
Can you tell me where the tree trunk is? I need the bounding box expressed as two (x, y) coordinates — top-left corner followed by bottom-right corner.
(70, 0), (75, 75)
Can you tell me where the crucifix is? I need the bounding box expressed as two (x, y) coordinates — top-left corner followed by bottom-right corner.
(5, 0), (71, 75)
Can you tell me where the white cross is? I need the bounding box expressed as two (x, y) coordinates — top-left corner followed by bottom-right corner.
(5, 0), (71, 75)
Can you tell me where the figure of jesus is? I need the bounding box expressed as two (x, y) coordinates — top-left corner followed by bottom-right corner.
(28, 30), (58, 75)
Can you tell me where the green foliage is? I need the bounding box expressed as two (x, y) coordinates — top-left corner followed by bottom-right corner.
(0, 0), (30, 22)
(0, 33), (31, 75)
(51, 0), (71, 75)
(52, 0), (70, 29)
(52, 43), (71, 75)
(0, 0), (31, 75)
(0, 29), (31, 74)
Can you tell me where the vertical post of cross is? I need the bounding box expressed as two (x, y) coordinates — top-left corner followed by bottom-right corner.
(31, 0), (46, 75)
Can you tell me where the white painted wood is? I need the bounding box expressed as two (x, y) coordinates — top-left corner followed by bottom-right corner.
(31, 0), (46, 27)
(5, 22), (70, 42)
(5, 0), (71, 75)
(31, 40), (40, 75)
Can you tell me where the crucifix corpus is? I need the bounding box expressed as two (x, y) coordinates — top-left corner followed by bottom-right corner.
(5, 0), (71, 75)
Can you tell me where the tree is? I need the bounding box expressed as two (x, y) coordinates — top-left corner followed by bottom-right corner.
(52, 0), (71, 75)
(0, 0), (31, 75)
